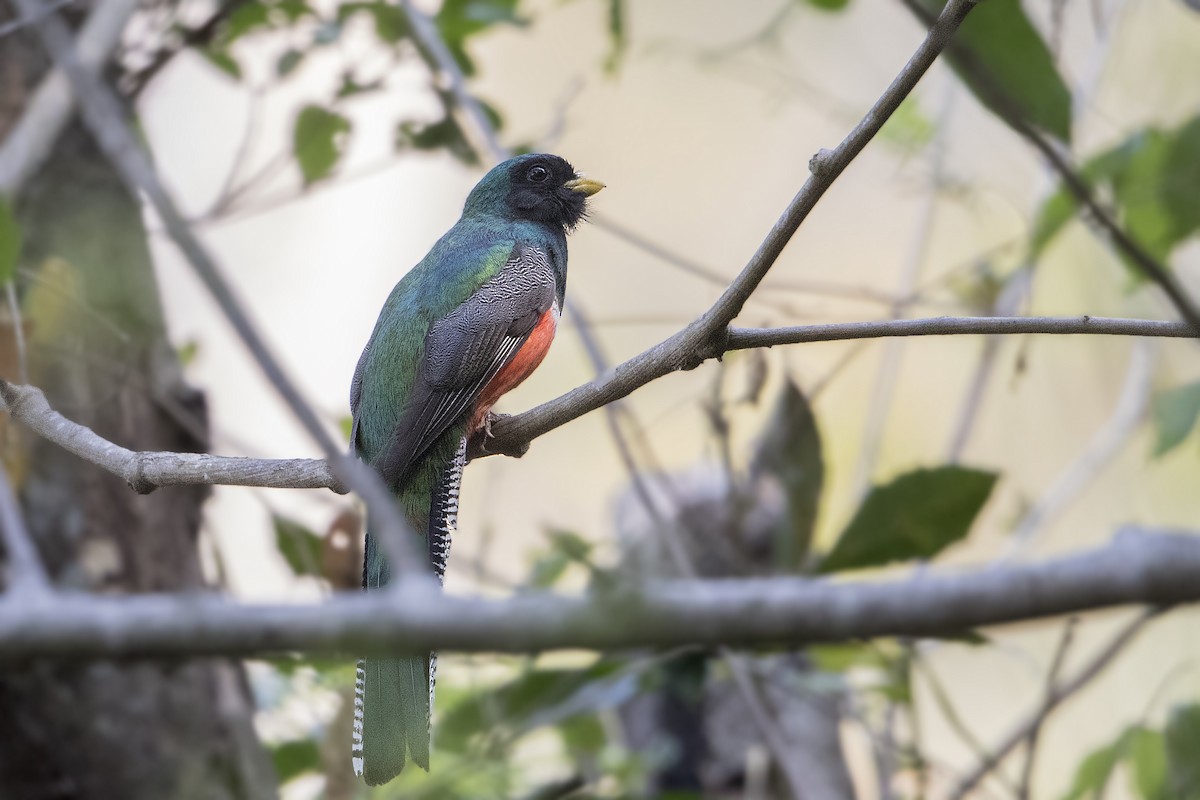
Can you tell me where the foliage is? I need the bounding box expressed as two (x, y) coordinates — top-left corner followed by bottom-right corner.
(0, 198), (20, 284)
(820, 466), (998, 573)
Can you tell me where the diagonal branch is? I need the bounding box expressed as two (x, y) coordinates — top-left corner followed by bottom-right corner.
(3, 315), (1192, 491)
(0, 529), (1192, 660)
(12, 0), (429, 580)
(898, 0), (1200, 332)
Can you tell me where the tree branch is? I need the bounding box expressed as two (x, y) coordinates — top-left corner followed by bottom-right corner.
(0, 529), (1193, 660)
(0, 0), (140, 196)
(950, 607), (1161, 799)
(3, 315), (1191, 491)
(480, 315), (1196, 459)
(0, 380), (342, 493)
(0, 462), (49, 593)
(898, 0), (1200, 332)
(12, 0), (429, 580)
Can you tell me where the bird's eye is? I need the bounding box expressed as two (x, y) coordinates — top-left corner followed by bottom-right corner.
(527, 165), (550, 183)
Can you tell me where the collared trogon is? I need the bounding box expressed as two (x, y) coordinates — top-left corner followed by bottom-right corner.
(348, 153), (603, 784)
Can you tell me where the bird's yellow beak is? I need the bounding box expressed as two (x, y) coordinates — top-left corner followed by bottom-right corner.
(564, 176), (605, 197)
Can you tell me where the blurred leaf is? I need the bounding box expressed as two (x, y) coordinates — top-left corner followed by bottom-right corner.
(560, 714), (606, 755)
(880, 96), (934, 153)
(338, 415), (353, 443)
(338, 1), (408, 43)
(820, 466), (997, 573)
(397, 116), (478, 164)
(809, 643), (887, 673)
(438, 661), (621, 752)
(271, 738), (320, 783)
(274, 515), (323, 576)
(603, 0), (626, 73)
(201, 48), (242, 79)
(1061, 732), (1127, 800)
(274, 0), (312, 22)
(806, 0), (852, 12)
(0, 198), (22, 284)
(527, 550), (571, 589)
(176, 340), (199, 367)
(436, 0), (526, 75)
(337, 72), (384, 98)
(1166, 704), (1200, 798)
(920, 0), (1070, 142)
(1130, 727), (1169, 800)
(293, 105), (351, 185)
(1152, 381), (1200, 457)
(752, 379), (823, 570)
(223, 2), (271, 42)
(276, 48), (304, 77)
(1032, 116), (1200, 267)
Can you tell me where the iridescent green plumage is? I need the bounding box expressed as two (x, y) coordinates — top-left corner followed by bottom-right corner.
(350, 154), (600, 785)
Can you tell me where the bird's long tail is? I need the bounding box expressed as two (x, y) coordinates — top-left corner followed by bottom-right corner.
(354, 438), (466, 785)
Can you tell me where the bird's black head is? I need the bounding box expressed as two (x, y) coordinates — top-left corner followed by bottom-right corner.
(464, 153), (604, 232)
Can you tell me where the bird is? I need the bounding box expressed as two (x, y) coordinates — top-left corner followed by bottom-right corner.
(348, 153), (603, 785)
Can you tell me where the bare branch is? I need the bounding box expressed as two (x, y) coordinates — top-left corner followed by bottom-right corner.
(12, 0), (429, 580)
(0, 530), (1193, 660)
(950, 608), (1162, 799)
(899, 0), (1200, 332)
(0, 462), (49, 593)
(0, 380), (342, 493)
(2, 314), (1190, 493)
(0, 0), (140, 196)
(482, 315), (1197, 458)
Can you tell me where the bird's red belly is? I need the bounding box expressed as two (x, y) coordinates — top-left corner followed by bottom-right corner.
(469, 307), (559, 431)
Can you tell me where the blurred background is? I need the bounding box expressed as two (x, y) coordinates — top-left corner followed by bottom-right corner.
(3, 0), (1200, 797)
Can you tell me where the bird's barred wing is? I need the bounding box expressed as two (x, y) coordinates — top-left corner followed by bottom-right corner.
(373, 241), (557, 489)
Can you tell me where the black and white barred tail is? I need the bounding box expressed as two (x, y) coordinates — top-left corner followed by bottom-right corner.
(353, 436), (466, 783)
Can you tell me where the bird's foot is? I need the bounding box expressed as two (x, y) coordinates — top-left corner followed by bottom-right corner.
(466, 412), (529, 460)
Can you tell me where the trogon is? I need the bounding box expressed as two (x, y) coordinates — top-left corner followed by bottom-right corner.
(348, 153), (603, 785)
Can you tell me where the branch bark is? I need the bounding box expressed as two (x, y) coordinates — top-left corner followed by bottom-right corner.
(0, 529), (1193, 660)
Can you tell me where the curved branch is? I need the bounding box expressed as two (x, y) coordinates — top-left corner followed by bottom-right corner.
(481, 315), (1196, 458)
(0, 529), (1193, 659)
(0, 380), (342, 493)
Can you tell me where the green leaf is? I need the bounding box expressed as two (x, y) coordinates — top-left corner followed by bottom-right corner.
(1030, 138), (1138, 255)
(1152, 381), (1200, 457)
(809, 643), (887, 673)
(201, 48), (242, 80)
(223, 2), (271, 42)
(437, 661), (622, 752)
(806, 0), (851, 10)
(436, 0), (525, 76)
(603, 0), (627, 73)
(276, 48), (304, 77)
(820, 466), (998, 573)
(273, 515), (323, 576)
(919, 0), (1071, 142)
(1166, 704), (1200, 798)
(338, 415), (353, 443)
(274, 0), (312, 22)
(293, 105), (351, 185)
(560, 714), (606, 755)
(880, 96), (935, 154)
(0, 198), (23, 284)
(752, 379), (824, 570)
(1061, 733), (1128, 800)
(271, 738), (321, 783)
(1031, 115), (1200, 266)
(337, 1), (408, 43)
(1130, 727), (1169, 800)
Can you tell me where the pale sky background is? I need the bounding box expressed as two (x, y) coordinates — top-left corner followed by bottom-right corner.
(135, 0), (1200, 796)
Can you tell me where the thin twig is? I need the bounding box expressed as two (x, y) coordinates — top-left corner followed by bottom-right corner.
(899, 0), (1200, 333)
(14, 0), (428, 581)
(0, 532), (1191, 660)
(1016, 617), (1079, 800)
(950, 607), (1164, 799)
(0, 462), (49, 593)
(0, 0), (140, 196)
